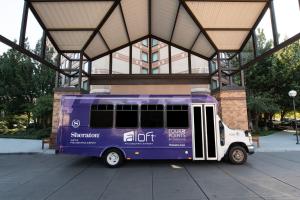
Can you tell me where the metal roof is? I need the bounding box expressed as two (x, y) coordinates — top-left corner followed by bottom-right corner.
(28, 0), (268, 60)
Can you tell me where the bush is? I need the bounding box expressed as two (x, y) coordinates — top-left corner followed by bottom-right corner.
(0, 127), (51, 139)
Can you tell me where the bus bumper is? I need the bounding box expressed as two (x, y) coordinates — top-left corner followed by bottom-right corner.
(247, 145), (255, 154)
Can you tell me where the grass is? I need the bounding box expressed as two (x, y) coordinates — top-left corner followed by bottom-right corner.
(0, 128), (51, 140)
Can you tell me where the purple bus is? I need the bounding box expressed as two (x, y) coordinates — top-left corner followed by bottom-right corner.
(57, 94), (254, 167)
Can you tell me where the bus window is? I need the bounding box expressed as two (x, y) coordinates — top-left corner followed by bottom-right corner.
(166, 105), (189, 128)
(90, 104), (114, 128)
(116, 105), (138, 128)
(219, 120), (225, 146)
(141, 105), (164, 128)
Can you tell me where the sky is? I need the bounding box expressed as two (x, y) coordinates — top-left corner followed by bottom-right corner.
(0, 0), (299, 55)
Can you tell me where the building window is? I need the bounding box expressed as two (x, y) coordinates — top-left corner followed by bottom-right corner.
(152, 68), (159, 74)
(152, 39), (158, 47)
(142, 52), (148, 62)
(116, 105), (138, 128)
(142, 67), (148, 74)
(90, 105), (114, 128)
(141, 105), (164, 128)
(152, 52), (158, 62)
(166, 105), (189, 128)
(142, 39), (148, 47)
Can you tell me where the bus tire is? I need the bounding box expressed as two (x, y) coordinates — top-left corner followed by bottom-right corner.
(103, 148), (124, 168)
(228, 146), (247, 165)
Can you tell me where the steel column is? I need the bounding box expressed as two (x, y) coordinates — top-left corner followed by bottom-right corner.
(269, 0), (279, 46)
(149, 38), (152, 74)
(188, 53), (192, 74)
(55, 54), (61, 88)
(40, 31), (46, 59)
(129, 45), (132, 74)
(217, 52), (222, 89)
(19, 1), (29, 47)
(109, 53), (113, 75)
(68, 60), (72, 86)
(252, 30), (258, 58)
(168, 44), (172, 74)
(78, 53), (83, 89)
(239, 53), (245, 87)
(87, 61), (92, 92)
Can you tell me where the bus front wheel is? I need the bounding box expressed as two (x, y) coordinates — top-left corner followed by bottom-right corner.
(103, 148), (124, 168)
(228, 146), (247, 165)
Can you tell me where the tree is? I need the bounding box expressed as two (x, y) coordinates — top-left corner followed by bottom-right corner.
(245, 29), (300, 131)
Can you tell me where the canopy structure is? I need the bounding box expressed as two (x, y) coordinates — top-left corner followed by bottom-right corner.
(28, 0), (268, 60)
(0, 0), (299, 89)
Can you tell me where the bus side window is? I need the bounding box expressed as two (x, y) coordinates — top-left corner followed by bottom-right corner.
(116, 105), (138, 128)
(219, 120), (225, 146)
(90, 104), (114, 128)
(141, 105), (164, 128)
(166, 105), (189, 128)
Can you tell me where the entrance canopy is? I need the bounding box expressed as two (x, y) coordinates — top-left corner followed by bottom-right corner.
(29, 0), (267, 60)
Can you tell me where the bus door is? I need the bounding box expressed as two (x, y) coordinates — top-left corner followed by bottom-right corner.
(191, 104), (217, 160)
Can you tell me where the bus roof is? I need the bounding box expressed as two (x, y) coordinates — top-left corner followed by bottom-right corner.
(61, 94), (218, 104)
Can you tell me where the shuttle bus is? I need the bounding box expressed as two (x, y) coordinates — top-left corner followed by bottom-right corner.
(57, 94), (254, 167)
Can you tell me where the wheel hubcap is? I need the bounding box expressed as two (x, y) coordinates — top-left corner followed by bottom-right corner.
(232, 149), (244, 163)
(107, 152), (119, 166)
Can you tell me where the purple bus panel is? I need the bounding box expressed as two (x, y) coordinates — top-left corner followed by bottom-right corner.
(57, 94), (217, 160)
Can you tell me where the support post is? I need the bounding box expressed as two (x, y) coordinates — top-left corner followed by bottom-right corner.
(40, 31), (46, 59)
(188, 53), (192, 74)
(68, 60), (72, 86)
(109, 53), (112, 75)
(55, 54), (61, 88)
(168, 44), (172, 74)
(239, 53), (245, 87)
(149, 38), (152, 74)
(217, 52), (222, 89)
(78, 53), (83, 89)
(19, 1), (29, 47)
(129, 45), (132, 74)
(252, 31), (258, 58)
(87, 61), (92, 92)
(269, 0), (279, 46)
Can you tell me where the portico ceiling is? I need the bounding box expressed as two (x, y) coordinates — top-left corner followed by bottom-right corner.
(29, 0), (268, 60)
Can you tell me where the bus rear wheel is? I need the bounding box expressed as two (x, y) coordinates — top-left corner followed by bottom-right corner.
(228, 146), (247, 165)
(103, 148), (124, 168)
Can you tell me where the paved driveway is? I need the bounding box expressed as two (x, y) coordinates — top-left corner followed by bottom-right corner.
(1, 152), (300, 200)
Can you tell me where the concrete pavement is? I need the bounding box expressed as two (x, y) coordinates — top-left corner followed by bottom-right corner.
(1, 152), (300, 200)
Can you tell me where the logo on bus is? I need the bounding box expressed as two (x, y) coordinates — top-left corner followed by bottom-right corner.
(72, 119), (80, 128)
(123, 131), (155, 144)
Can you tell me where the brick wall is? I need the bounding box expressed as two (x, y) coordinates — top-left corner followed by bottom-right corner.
(213, 89), (249, 130)
(50, 88), (82, 149)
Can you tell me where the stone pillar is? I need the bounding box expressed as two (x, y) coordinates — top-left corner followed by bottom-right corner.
(213, 87), (249, 130)
(50, 88), (83, 149)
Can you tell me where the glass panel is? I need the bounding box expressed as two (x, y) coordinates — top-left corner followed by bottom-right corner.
(26, 10), (43, 53)
(191, 55), (209, 74)
(152, 52), (158, 62)
(274, 0), (300, 44)
(171, 47), (188, 74)
(0, 0), (23, 53)
(241, 37), (254, 65)
(255, 9), (274, 55)
(132, 40), (149, 74)
(152, 39), (158, 47)
(142, 39), (148, 47)
(92, 55), (109, 74)
(112, 47), (129, 74)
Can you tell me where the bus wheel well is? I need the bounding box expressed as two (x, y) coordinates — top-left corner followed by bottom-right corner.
(101, 147), (125, 159)
(228, 142), (249, 153)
